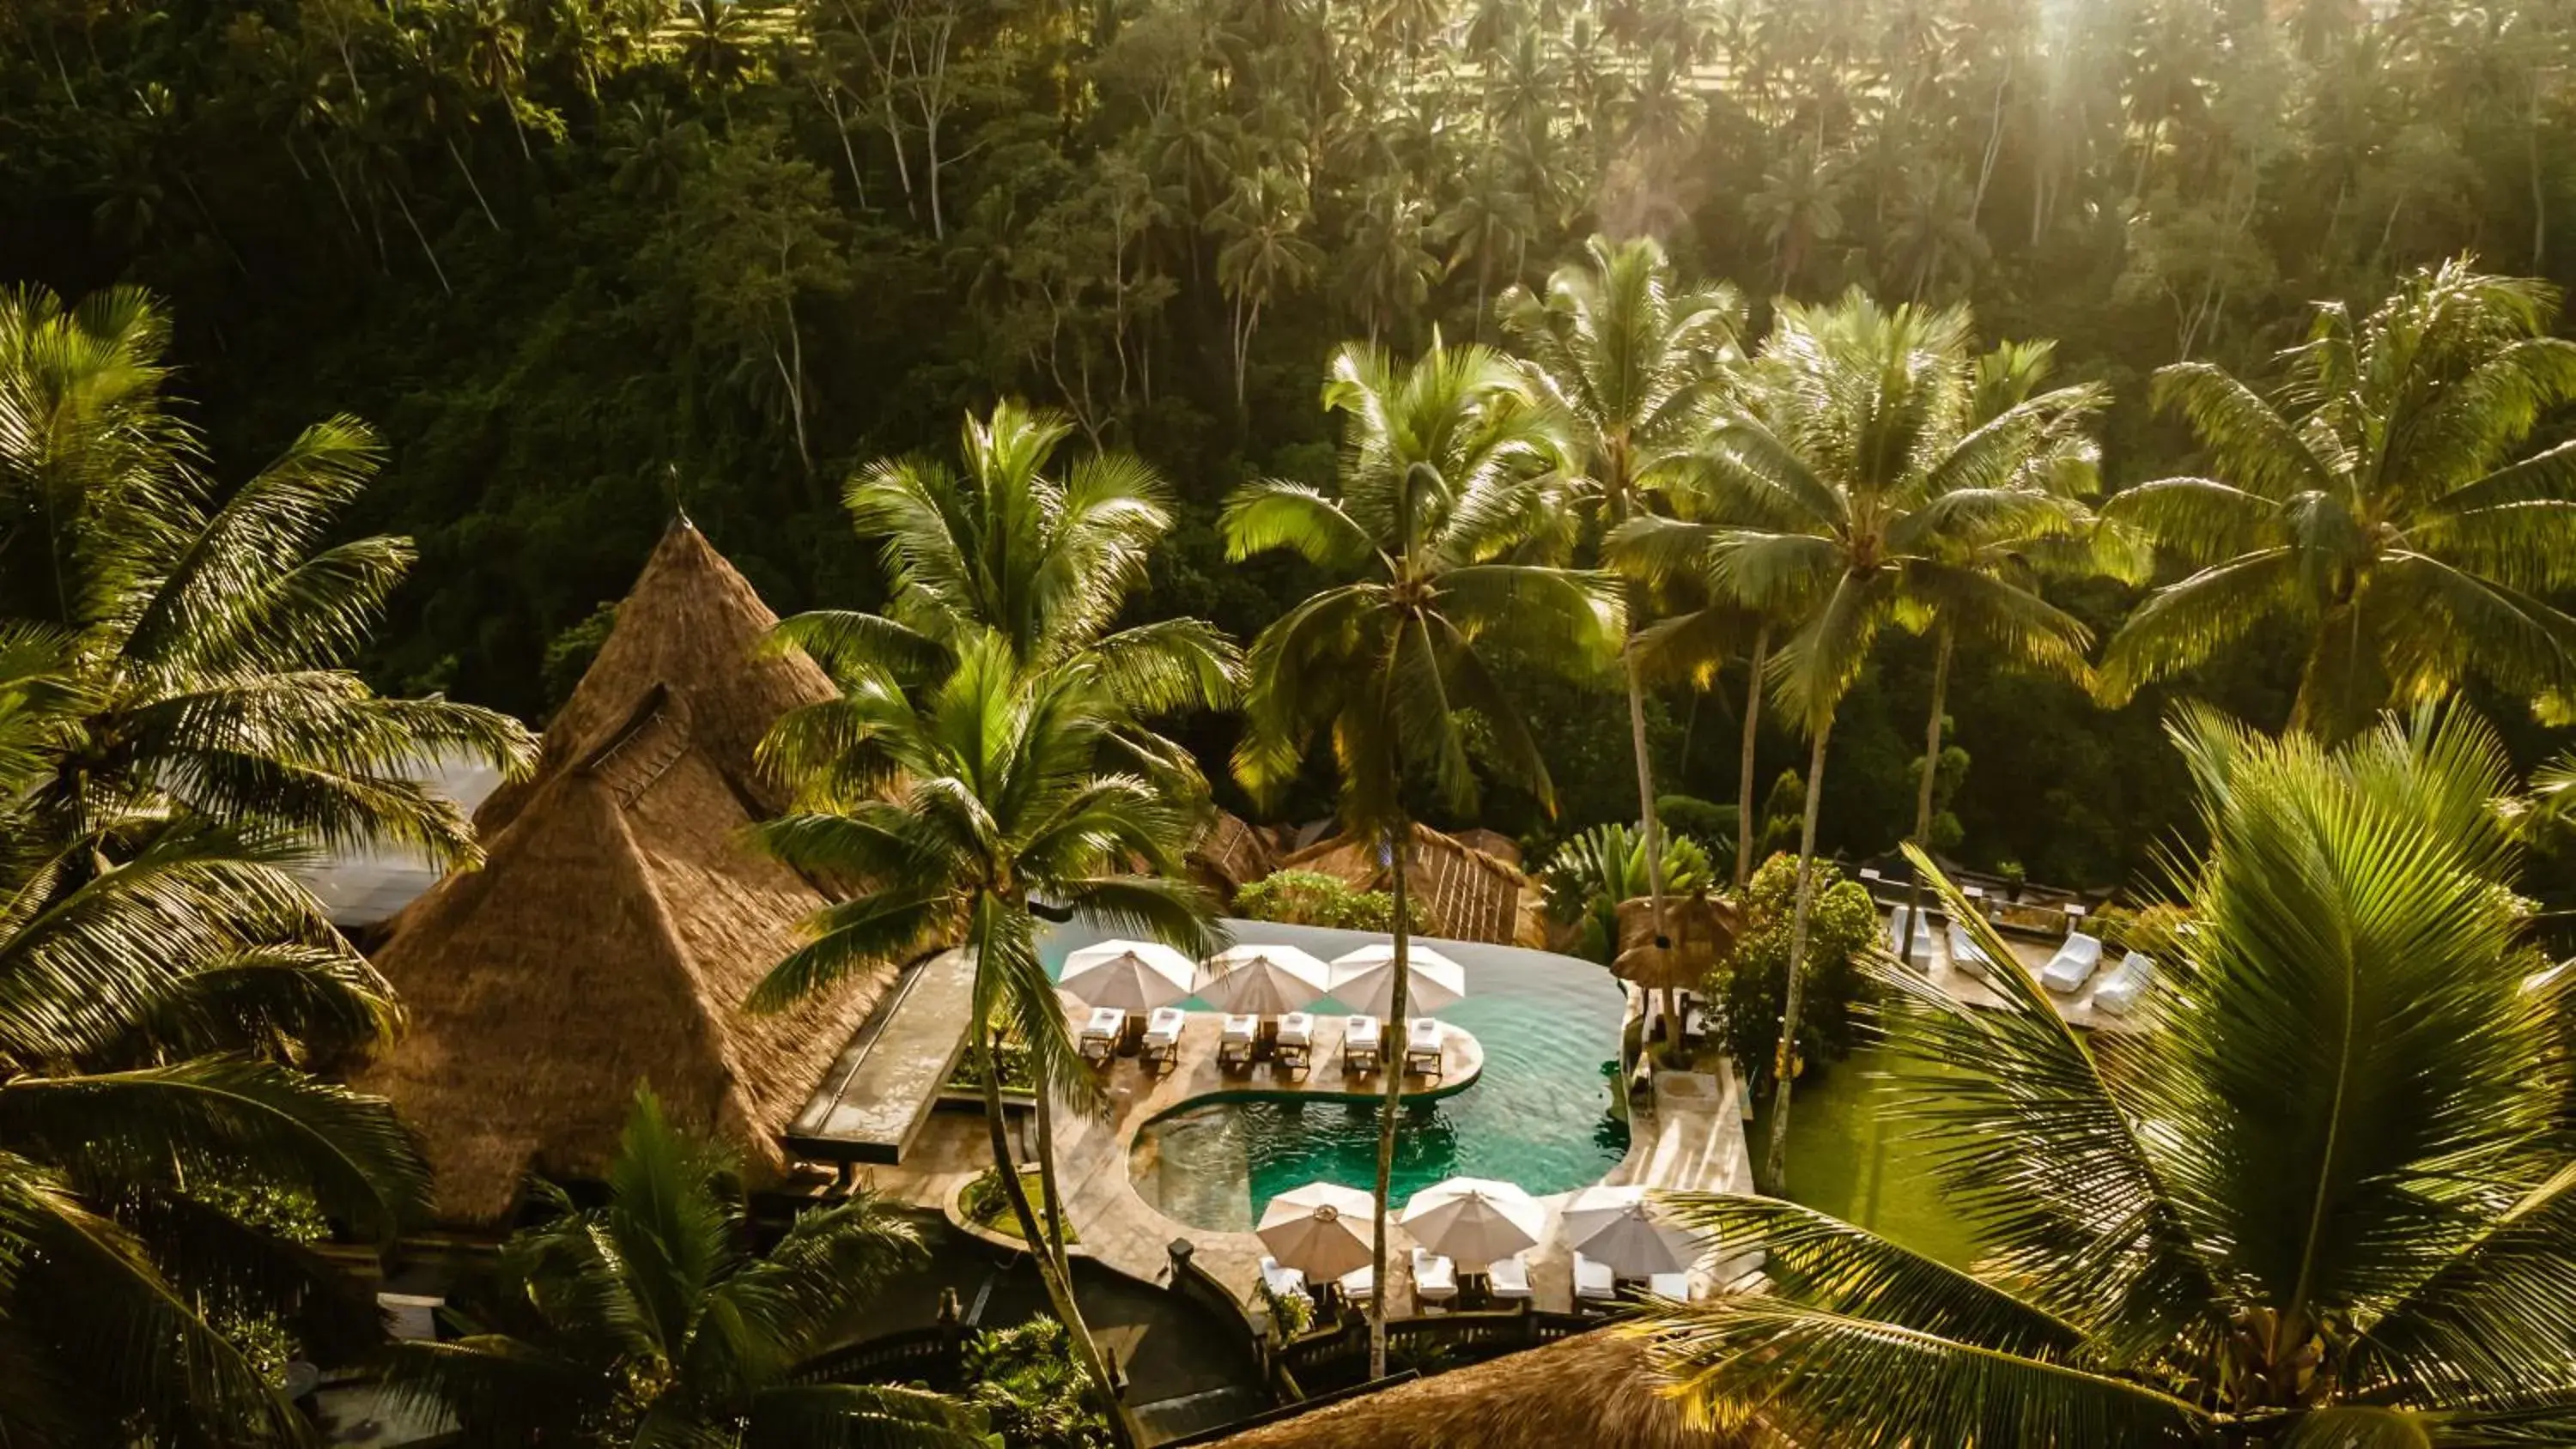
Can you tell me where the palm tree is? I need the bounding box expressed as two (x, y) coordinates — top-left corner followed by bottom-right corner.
(1615, 293), (2095, 1191)
(767, 400), (1240, 798)
(749, 634), (1216, 1449)
(385, 1087), (981, 1447)
(1640, 706), (2576, 1446)
(0, 283), (535, 859)
(1499, 233), (1741, 1040)
(0, 626), (435, 1442)
(2098, 258), (2576, 740)
(766, 401), (1240, 1274)
(1225, 337), (1624, 1378)
(1539, 821), (1716, 967)
(1216, 170), (1324, 413)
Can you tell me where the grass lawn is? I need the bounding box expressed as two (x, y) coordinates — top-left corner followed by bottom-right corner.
(1753, 1046), (1984, 1270)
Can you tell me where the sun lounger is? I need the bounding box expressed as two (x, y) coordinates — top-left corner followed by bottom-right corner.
(1404, 1016), (1443, 1076)
(1411, 1247), (1457, 1308)
(1574, 1252), (1616, 1303)
(1258, 1255), (1309, 1305)
(1889, 905), (1935, 973)
(1683, 1005), (1709, 1041)
(1274, 1012), (1314, 1072)
(1140, 1007), (1186, 1067)
(1485, 1252), (1534, 1300)
(1342, 1015), (1382, 1074)
(1218, 1014), (1258, 1068)
(1946, 921), (1993, 979)
(1337, 1263), (1376, 1305)
(2039, 931), (2104, 995)
(1649, 1270), (1692, 1300)
(2093, 949), (2154, 1015)
(1078, 1007), (1124, 1064)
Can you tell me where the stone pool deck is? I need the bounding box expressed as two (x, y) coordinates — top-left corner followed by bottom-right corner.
(849, 999), (1759, 1326)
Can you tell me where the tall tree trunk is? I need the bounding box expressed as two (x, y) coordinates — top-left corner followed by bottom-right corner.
(386, 185), (453, 295)
(1368, 826), (1412, 1382)
(1759, 713), (1834, 1192)
(1734, 624), (1769, 890)
(1624, 646), (1680, 1049)
(1900, 627), (1953, 954)
(446, 135), (503, 232)
(1036, 1085), (1069, 1276)
(976, 1029), (1141, 1449)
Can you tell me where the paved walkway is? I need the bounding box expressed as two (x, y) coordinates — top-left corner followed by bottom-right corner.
(1899, 911), (2148, 1034)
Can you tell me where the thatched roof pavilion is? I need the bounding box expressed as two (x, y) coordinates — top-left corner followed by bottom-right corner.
(1187, 809), (1280, 905)
(357, 520), (890, 1226)
(1615, 892), (1742, 991)
(1276, 822), (1543, 948)
(1208, 1331), (1756, 1449)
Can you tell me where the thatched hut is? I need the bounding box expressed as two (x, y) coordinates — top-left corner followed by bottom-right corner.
(1276, 822), (1544, 948)
(356, 520), (890, 1226)
(1614, 892), (1742, 991)
(1208, 1331), (1757, 1449)
(1187, 808), (1280, 906)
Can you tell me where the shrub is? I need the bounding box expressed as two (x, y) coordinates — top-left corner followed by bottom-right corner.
(963, 1319), (1113, 1449)
(1540, 823), (1716, 965)
(1234, 869), (1422, 931)
(1713, 854), (1880, 1099)
(1656, 794), (1737, 849)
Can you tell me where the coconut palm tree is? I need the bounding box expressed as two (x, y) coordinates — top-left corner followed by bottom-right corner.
(2098, 258), (2576, 740)
(0, 625), (434, 1442)
(1225, 336), (1624, 1378)
(1640, 706), (2576, 1446)
(0, 283), (535, 860)
(384, 1088), (983, 1448)
(766, 400), (1240, 1270)
(749, 634), (1216, 1449)
(1498, 233), (1742, 993)
(766, 399), (1240, 799)
(1614, 293), (2095, 1191)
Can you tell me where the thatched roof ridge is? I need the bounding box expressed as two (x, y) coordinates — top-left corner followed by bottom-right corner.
(1188, 809), (1279, 902)
(480, 518), (834, 836)
(1209, 1331), (1753, 1449)
(1278, 822), (1540, 948)
(1615, 892), (1743, 990)
(358, 523), (884, 1225)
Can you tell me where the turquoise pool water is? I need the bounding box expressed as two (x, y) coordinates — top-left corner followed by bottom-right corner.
(1040, 919), (1631, 1233)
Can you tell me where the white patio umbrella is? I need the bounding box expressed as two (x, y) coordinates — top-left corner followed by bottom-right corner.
(1256, 1181), (1377, 1281)
(1399, 1176), (1542, 1264)
(1196, 944), (1333, 1016)
(1327, 943), (1467, 1016)
(1058, 938), (1199, 1012)
(1562, 1184), (1699, 1277)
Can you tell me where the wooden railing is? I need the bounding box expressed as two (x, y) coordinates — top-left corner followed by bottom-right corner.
(793, 1325), (964, 1391)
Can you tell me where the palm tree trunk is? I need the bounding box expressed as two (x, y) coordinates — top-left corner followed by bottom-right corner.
(1624, 646), (1679, 1051)
(1759, 713), (1834, 1192)
(1036, 1085), (1069, 1276)
(975, 1030), (1140, 1449)
(1735, 625), (1769, 890)
(1368, 826), (1411, 1382)
(1901, 627), (1953, 949)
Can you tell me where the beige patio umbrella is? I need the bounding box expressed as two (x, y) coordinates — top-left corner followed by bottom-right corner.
(1196, 944), (1333, 1016)
(1058, 938), (1199, 1012)
(1562, 1184), (1700, 1277)
(1257, 1181), (1377, 1281)
(1326, 943), (1467, 1016)
(1399, 1176), (1543, 1264)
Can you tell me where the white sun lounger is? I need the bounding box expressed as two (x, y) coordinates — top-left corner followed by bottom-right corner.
(1275, 1011), (1315, 1072)
(1411, 1247), (1457, 1308)
(1343, 1015), (1382, 1074)
(1078, 1007), (1125, 1064)
(1337, 1263), (1376, 1304)
(2039, 931), (2104, 995)
(2093, 950), (2154, 1015)
(1218, 1014), (1258, 1068)
(1574, 1252), (1617, 1303)
(1404, 1016), (1444, 1076)
(1947, 921), (1994, 979)
(1889, 906), (1935, 973)
(1649, 1270), (1692, 1300)
(1258, 1255), (1309, 1304)
(1485, 1252), (1533, 1300)
(1140, 1007), (1186, 1067)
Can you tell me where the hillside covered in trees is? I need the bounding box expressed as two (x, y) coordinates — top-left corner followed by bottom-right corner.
(6, 0), (2573, 885)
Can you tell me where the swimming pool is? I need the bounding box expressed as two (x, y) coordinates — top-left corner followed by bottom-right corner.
(1039, 919), (1631, 1233)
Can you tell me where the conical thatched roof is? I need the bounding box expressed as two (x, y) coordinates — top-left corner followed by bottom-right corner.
(1209, 1331), (1758, 1449)
(1614, 892), (1742, 990)
(477, 518), (835, 836)
(358, 521), (885, 1226)
(1188, 809), (1279, 904)
(1278, 822), (1541, 948)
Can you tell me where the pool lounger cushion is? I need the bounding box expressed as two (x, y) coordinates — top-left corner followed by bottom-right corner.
(1412, 1247), (1458, 1304)
(1946, 921), (1993, 979)
(1574, 1253), (1617, 1300)
(2093, 950), (2154, 1015)
(1338, 1264), (1376, 1303)
(2038, 931), (2104, 995)
(1259, 1256), (1309, 1302)
(1485, 1253), (1534, 1300)
(1275, 1011), (1315, 1046)
(1078, 1006), (1125, 1062)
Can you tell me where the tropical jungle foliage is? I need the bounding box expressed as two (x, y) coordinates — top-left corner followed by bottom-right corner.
(1713, 852), (1880, 1102)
